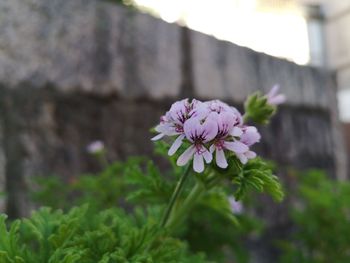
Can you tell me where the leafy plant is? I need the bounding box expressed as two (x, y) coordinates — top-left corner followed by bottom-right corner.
(232, 158), (284, 202)
(0, 205), (208, 263)
(31, 152), (280, 262)
(279, 170), (350, 263)
(244, 92), (276, 124)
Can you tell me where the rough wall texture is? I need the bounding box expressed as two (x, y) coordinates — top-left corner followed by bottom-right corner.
(0, 0), (182, 98)
(0, 0), (347, 262)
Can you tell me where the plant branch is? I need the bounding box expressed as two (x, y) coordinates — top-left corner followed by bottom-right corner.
(166, 179), (205, 230)
(160, 164), (191, 228)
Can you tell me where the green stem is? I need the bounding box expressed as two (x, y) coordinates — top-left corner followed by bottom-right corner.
(205, 170), (223, 189)
(160, 165), (191, 228)
(166, 179), (205, 230)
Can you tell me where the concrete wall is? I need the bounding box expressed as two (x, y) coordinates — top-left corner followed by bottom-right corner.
(0, 0), (338, 107)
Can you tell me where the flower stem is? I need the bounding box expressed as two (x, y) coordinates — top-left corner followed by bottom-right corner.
(166, 179), (205, 230)
(160, 164), (191, 228)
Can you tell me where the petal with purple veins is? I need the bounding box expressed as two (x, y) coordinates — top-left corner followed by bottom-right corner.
(202, 118), (218, 142)
(184, 117), (202, 143)
(218, 112), (235, 132)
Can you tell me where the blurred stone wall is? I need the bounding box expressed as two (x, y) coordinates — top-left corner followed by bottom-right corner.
(0, 0), (347, 262)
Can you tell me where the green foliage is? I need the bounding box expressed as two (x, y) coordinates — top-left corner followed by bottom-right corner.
(232, 158), (284, 202)
(244, 92), (276, 124)
(27, 135), (285, 263)
(183, 203), (263, 263)
(279, 170), (350, 263)
(124, 160), (174, 205)
(31, 153), (281, 262)
(154, 140), (284, 203)
(32, 158), (144, 211)
(0, 205), (208, 263)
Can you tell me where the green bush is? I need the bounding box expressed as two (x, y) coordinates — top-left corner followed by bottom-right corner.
(0, 205), (208, 263)
(279, 170), (350, 263)
(31, 151), (279, 263)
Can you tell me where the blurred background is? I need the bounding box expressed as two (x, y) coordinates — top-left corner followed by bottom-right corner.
(0, 0), (349, 262)
(134, 0), (350, 121)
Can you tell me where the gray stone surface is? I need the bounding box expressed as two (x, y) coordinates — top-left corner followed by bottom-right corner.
(0, 0), (181, 98)
(191, 30), (331, 108)
(191, 32), (258, 102)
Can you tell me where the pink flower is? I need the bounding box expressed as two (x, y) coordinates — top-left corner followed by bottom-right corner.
(266, 85), (286, 105)
(205, 100), (243, 125)
(209, 112), (248, 168)
(240, 126), (261, 146)
(235, 126), (261, 164)
(86, 140), (105, 154)
(228, 196), (243, 214)
(176, 117), (218, 173)
(152, 99), (205, 155)
(151, 98), (262, 172)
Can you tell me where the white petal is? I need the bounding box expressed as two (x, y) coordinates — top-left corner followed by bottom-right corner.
(177, 145), (196, 166)
(156, 123), (175, 135)
(267, 84), (279, 98)
(209, 144), (215, 153)
(224, 141), (249, 153)
(269, 94), (286, 105)
(216, 149), (228, 168)
(237, 153), (248, 164)
(151, 133), (164, 141)
(168, 134), (185, 156)
(245, 151), (257, 159)
(202, 148), (213, 163)
(231, 127), (243, 137)
(193, 153), (204, 173)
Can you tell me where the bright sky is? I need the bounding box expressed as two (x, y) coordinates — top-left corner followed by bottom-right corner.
(134, 0), (310, 65)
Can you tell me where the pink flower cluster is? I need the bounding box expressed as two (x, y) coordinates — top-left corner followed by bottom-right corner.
(152, 99), (260, 173)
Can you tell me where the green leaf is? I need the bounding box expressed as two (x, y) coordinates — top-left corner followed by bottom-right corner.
(232, 158), (284, 202)
(244, 92), (276, 124)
